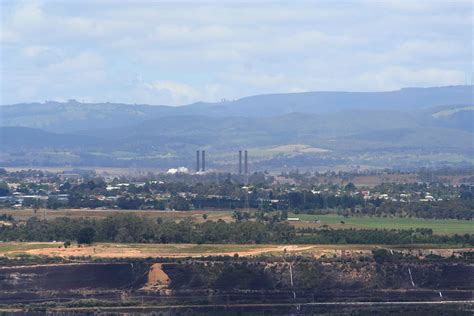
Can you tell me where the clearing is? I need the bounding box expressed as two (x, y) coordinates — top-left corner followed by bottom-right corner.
(0, 242), (470, 259)
(289, 214), (474, 235)
(0, 208), (235, 222)
(1, 209), (471, 235)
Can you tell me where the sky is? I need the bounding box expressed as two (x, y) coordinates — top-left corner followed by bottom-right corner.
(0, 0), (472, 106)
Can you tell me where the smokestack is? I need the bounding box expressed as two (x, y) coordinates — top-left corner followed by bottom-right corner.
(201, 150), (205, 172)
(244, 150), (248, 174)
(239, 150), (242, 175)
(196, 150), (200, 172)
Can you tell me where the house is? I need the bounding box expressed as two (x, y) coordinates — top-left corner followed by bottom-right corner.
(58, 174), (83, 182)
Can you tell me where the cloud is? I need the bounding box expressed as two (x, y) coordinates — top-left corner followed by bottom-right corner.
(357, 67), (466, 91)
(140, 81), (232, 105)
(47, 52), (104, 72)
(0, 0), (471, 105)
(144, 81), (200, 105)
(224, 67), (286, 89)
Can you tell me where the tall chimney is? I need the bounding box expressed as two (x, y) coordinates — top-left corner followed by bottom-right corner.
(196, 150), (200, 172)
(239, 150), (242, 175)
(244, 150), (248, 174)
(202, 150), (205, 172)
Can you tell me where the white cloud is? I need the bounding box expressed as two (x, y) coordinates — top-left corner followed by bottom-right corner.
(224, 68), (287, 88)
(47, 52), (104, 72)
(0, 0), (471, 105)
(357, 67), (466, 91)
(144, 80), (201, 105)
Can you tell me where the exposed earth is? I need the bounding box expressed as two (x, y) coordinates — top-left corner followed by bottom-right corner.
(1, 242), (471, 259)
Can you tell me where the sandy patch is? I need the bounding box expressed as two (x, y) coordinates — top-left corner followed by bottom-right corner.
(142, 263), (170, 290)
(22, 244), (317, 258)
(3, 242), (470, 260)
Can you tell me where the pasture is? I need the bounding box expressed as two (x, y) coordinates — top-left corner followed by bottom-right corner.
(289, 213), (474, 235)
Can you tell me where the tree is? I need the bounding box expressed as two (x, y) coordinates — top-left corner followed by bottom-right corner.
(233, 210), (243, 221)
(344, 182), (357, 192)
(77, 227), (96, 244)
(47, 197), (62, 209)
(117, 195), (142, 209)
(59, 181), (72, 193)
(169, 195), (190, 211)
(0, 182), (9, 196)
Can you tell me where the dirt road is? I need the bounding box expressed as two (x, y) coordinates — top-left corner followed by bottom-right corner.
(1, 242), (470, 259)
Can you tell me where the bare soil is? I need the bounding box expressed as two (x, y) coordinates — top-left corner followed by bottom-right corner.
(20, 243), (313, 258)
(143, 263), (170, 290)
(1, 242), (470, 259)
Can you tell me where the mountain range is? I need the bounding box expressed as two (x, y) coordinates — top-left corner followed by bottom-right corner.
(1, 85), (472, 171)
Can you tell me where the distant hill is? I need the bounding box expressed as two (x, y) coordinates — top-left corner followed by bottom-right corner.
(190, 85), (473, 117)
(1, 85), (472, 132)
(425, 104), (474, 133)
(0, 86), (472, 169)
(0, 100), (173, 133)
(0, 126), (99, 148)
(75, 108), (471, 151)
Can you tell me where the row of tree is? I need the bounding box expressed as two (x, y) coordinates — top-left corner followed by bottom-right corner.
(0, 214), (472, 245)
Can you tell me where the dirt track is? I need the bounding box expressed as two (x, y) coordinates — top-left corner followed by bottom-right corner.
(21, 243), (316, 258)
(2, 242), (470, 259)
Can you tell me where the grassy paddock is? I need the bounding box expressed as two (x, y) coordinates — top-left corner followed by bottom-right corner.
(1, 208), (471, 235)
(0, 242), (62, 253)
(290, 214), (473, 235)
(0, 208), (235, 222)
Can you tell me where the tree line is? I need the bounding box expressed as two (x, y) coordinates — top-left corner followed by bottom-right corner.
(0, 214), (471, 245)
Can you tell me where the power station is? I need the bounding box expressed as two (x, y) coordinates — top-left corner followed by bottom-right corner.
(196, 150), (200, 172)
(239, 150), (242, 174)
(202, 150), (205, 172)
(237, 150), (248, 175)
(195, 150), (248, 174)
(196, 150), (206, 172)
(244, 150), (248, 174)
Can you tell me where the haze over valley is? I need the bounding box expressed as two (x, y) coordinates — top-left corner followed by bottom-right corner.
(1, 85), (472, 171)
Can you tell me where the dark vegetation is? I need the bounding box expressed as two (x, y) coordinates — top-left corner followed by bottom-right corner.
(0, 253), (472, 313)
(1, 168), (473, 246)
(3, 168), (472, 220)
(0, 214), (472, 245)
(163, 255), (474, 291)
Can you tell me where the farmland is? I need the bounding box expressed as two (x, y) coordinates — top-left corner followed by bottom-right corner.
(289, 214), (474, 235)
(0, 208), (235, 222)
(1, 208), (472, 236)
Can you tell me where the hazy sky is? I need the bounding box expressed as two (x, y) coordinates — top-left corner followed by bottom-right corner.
(1, 0), (472, 105)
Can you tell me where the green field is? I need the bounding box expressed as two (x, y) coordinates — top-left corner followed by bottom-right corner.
(0, 242), (61, 253)
(290, 214), (473, 235)
(121, 243), (273, 253)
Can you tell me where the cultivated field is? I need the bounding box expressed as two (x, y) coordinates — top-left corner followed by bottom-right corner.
(0, 208), (235, 222)
(289, 214), (474, 235)
(0, 242), (470, 259)
(1, 208), (472, 235)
